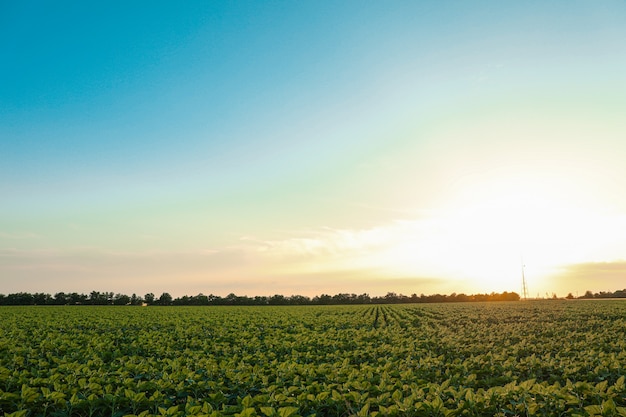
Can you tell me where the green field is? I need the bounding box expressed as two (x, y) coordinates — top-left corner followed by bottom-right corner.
(1, 301), (625, 416)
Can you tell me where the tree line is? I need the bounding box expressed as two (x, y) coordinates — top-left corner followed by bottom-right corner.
(570, 289), (626, 299)
(0, 290), (523, 306)
(2, 289), (624, 306)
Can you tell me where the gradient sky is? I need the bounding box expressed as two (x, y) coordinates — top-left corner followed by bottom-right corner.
(3, 1), (626, 298)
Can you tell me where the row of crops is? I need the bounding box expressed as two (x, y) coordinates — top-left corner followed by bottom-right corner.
(1, 301), (625, 416)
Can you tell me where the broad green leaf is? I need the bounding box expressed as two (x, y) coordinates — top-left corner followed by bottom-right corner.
(585, 405), (603, 415)
(4, 411), (28, 417)
(241, 395), (254, 408)
(259, 407), (276, 417)
(260, 407), (276, 416)
(602, 399), (616, 415)
(357, 403), (370, 417)
(236, 407), (257, 417)
(278, 406), (299, 417)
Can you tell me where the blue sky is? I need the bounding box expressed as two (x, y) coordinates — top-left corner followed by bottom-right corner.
(3, 1), (626, 297)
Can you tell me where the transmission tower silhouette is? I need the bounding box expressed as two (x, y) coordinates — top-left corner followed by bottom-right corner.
(521, 259), (529, 300)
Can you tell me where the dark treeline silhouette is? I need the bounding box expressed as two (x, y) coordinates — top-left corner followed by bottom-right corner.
(2, 289), (625, 306)
(573, 289), (626, 299)
(0, 290), (523, 306)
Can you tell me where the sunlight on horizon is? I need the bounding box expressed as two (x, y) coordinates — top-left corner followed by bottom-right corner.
(380, 174), (626, 295)
(255, 167), (626, 297)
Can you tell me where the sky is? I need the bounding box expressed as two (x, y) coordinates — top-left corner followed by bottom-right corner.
(2, 1), (626, 298)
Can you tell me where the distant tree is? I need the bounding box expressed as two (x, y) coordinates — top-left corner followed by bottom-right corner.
(456, 293), (470, 302)
(269, 294), (287, 305)
(430, 293), (446, 303)
(6, 292), (34, 305)
(288, 295), (310, 305)
(90, 291), (109, 305)
(69, 292), (87, 304)
(399, 294), (411, 303)
(32, 292), (51, 305)
(332, 293), (351, 304)
(502, 292), (521, 301)
(144, 293), (155, 305)
(173, 295), (189, 305)
(130, 293), (142, 305)
(54, 292), (69, 305)
(614, 289), (626, 298)
(113, 293), (131, 305)
(157, 292), (172, 306)
(224, 293), (240, 305)
(566, 292), (574, 300)
(193, 293), (209, 305)
(313, 294), (332, 305)
(253, 295), (268, 305)
(357, 293), (371, 304)
(384, 292), (399, 303)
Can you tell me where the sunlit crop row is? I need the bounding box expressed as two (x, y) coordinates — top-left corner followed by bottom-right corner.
(1, 301), (625, 416)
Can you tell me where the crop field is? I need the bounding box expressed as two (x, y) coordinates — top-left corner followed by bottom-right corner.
(1, 301), (625, 417)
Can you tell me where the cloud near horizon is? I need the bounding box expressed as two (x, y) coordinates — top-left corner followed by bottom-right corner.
(0, 221), (453, 297)
(3, 209), (626, 298)
(551, 261), (626, 294)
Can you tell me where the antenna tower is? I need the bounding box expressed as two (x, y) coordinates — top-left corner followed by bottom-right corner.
(521, 259), (529, 300)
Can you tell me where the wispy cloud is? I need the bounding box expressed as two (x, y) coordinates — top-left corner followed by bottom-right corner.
(552, 261), (626, 293)
(234, 221), (459, 286)
(565, 261), (626, 275)
(4, 210), (626, 297)
(240, 225), (396, 260)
